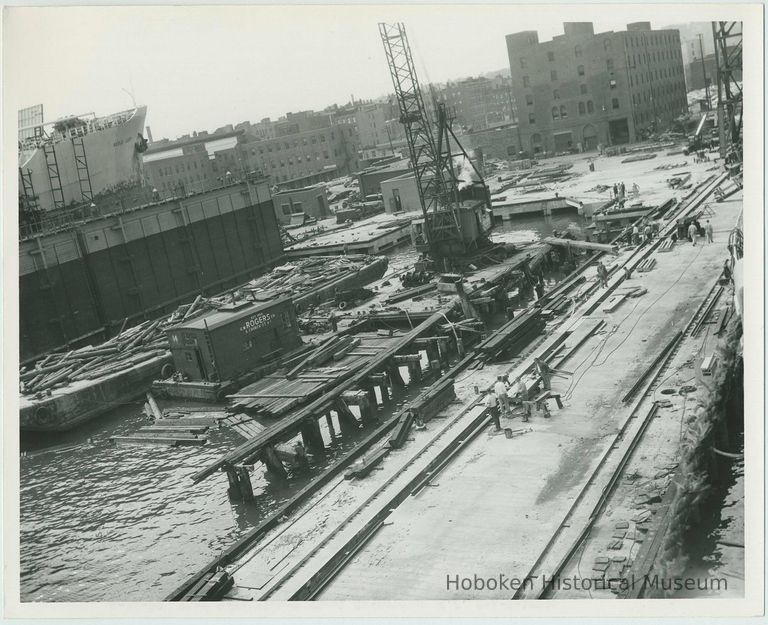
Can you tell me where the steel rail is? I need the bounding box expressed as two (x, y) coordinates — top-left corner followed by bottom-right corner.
(517, 274), (726, 600)
(510, 173), (728, 600)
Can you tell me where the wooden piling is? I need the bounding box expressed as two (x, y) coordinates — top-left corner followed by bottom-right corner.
(334, 399), (360, 433)
(300, 419), (325, 453)
(261, 445), (288, 479)
(325, 413), (337, 442)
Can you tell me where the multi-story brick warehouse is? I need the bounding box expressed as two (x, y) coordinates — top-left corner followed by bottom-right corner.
(506, 22), (688, 154)
(432, 75), (518, 131)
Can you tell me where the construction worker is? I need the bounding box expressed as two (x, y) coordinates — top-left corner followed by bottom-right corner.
(643, 223), (653, 243)
(515, 377), (531, 422)
(688, 222), (699, 246)
(631, 225), (641, 246)
(328, 310), (338, 332)
(596, 261), (609, 288)
(705, 220), (714, 243)
(494, 375), (511, 416)
(485, 392), (501, 431)
(534, 357), (573, 391)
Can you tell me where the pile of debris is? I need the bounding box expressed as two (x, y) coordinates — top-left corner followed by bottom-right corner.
(243, 255), (373, 297)
(19, 319), (171, 396)
(19, 292), (239, 396)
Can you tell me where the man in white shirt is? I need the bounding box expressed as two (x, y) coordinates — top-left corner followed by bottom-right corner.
(494, 376), (510, 416)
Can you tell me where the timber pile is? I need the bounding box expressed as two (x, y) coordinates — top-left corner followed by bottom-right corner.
(19, 320), (170, 396)
(243, 255), (373, 298)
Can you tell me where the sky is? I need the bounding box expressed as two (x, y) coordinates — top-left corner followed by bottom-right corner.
(3, 5), (719, 141)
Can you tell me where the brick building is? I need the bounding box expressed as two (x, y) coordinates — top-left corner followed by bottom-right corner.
(142, 130), (248, 199)
(240, 110), (360, 189)
(432, 75), (517, 131)
(506, 22), (688, 154)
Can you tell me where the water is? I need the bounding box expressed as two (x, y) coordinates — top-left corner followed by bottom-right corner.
(19, 213), (587, 602)
(20, 393), (400, 601)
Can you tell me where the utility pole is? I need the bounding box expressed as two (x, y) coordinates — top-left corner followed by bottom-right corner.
(697, 33), (711, 109)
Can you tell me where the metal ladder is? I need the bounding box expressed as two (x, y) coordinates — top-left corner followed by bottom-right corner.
(71, 135), (94, 204)
(42, 141), (66, 209)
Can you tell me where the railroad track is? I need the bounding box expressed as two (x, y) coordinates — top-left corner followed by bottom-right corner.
(511, 175), (728, 600)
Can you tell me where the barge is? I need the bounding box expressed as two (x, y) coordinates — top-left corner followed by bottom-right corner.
(20, 255), (388, 432)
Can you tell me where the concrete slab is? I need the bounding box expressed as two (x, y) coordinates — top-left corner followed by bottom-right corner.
(315, 188), (741, 600)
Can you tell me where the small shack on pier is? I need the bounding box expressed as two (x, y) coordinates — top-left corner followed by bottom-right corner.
(166, 297), (301, 383)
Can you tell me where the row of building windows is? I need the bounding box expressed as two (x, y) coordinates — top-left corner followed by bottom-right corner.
(628, 47), (680, 67)
(549, 98), (620, 121)
(248, 134), (329, 155)
(627, 32), (678, 49)
(629, 67), (683, 89)
(519, 38), (614, 69)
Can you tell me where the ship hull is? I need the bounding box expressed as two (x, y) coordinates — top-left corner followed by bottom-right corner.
(20, 105), (148, 212)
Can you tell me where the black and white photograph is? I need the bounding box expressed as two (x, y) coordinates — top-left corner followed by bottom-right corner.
(2, 2), (762, 619)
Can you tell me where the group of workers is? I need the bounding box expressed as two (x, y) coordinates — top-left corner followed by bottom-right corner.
(629, 216), (661, 246)
(673, 218), (714, 246)
(484, 358), (570, 430)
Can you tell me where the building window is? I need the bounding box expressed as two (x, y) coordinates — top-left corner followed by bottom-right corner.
(575, 44), (582, 58)
(610, 79), (617, 89)
(607, 59), (614, 71)
(552, 106), (559, 120)
(580, 84), (588, 95)
(550, 70), (557, 81)
(528, 112), (536, 124)
(560, 105), (568, 118)
(587, 100), (594, 114)
(547, 51), (555, 62)
(579, 101), (586, 115)
(604, 39), (611, 51)
(612, 98), (620, 110)
(577, 65), (585, 77)
(523, 75), (530, 87)
(553, 89), (560, 100)
(520, 57), (527, 69)
(525, 94), (534, 106)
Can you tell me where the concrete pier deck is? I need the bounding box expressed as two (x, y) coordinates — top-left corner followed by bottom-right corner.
(308, 189), (741, 600)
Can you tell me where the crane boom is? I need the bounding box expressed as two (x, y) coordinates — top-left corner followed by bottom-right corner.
(379, 23), (459, 254)
(378, 22), (493, 261)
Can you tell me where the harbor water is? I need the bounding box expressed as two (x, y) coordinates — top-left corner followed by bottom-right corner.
(19, 211), (590, 602)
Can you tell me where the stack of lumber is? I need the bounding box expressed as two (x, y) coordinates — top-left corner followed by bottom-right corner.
(19, 320), (170, 395)
(657, 238), (675, 253)
(636, 257), (657, 273)
(285, 335), (360, 379)
(243, 255), (371, 297)
(477, 309), (545, 361)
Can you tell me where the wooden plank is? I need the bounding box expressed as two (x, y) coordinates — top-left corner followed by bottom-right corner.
(110, 435), (208, 446)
